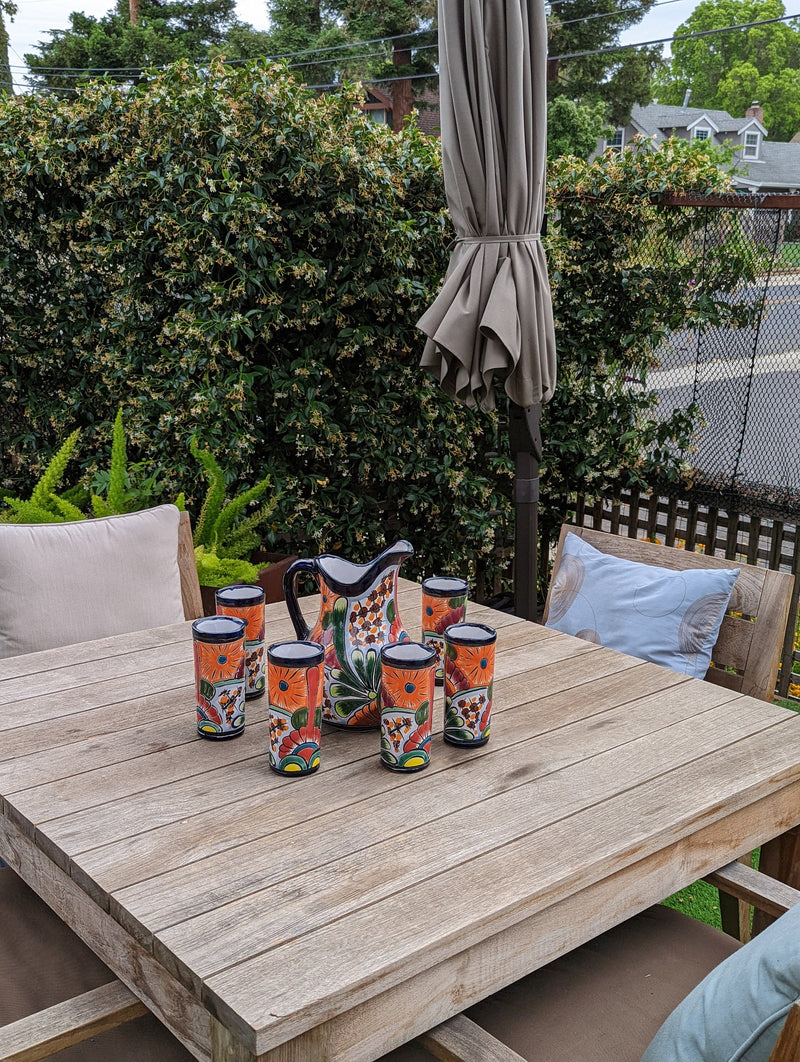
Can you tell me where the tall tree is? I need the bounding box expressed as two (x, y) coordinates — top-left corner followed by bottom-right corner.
(547, 0), (661, 127)
(655, 0), (800, 140)
(0, 1), (15, 96)
(25, 0), (242, 92)
(547, 97), (611, 159)
(262, 0), (437, 129)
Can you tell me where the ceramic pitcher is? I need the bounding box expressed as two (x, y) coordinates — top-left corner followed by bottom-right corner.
(283, 541), (413, 728)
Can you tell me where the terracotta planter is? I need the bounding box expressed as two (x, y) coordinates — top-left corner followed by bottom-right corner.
(251, 551), (299, 604)
(201, 552), (299, 617)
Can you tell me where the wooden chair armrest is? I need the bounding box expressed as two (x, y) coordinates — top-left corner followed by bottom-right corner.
(0, 980), (146, 1062)
(418, 1013), (527, 1062)
(769, 1001), (800, 1062)
(704, 860), (800, 917)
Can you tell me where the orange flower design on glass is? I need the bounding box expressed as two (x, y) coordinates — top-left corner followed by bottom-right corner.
(195, 639), (245, 683)
(455, 643), (495, 688)
(422, 595), (453, 632)
(220, 603), (264, 642)
(381, 667), (431, 711)
(269, 665), (309, 711)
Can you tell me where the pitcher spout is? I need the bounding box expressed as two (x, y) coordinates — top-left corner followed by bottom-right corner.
(316, 539), (414, 596)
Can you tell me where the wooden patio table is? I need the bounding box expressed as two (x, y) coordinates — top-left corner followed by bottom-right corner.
(2, 579), (800, 1061)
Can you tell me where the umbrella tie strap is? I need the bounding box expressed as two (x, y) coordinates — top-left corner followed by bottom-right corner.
(453, 233), (540, 246)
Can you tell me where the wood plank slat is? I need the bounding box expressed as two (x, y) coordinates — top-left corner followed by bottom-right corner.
(0, 637), (197, 707)
(769, 1002), (800, 1062)
(178, 511), (204, 623)
(202, 719), (800, 1056)
(0, 623), (191, 683)
(244, 778), (800, 1062)
(419, 1014), (527, 1062)
(5, 620), (581, 835)
(4, 585), (800, 1062)
(67, 650), (650, 902)
(0, 981), (146, 1062)
(685, 501), (699, 552)
(149, 689), (757, 995)
(705, 859), (800, 917)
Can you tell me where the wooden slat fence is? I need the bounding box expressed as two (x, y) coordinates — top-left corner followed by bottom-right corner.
(540, 490), (800, 702)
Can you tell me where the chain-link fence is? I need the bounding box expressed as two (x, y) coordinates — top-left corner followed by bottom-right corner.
(573, 194), (800, 698)
(648, 192), (800, 520)
(520, 193), (800, 699)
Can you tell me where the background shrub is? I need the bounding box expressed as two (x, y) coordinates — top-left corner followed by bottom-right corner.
(0, 59), (509, 579)
(0, 69), (764, 596)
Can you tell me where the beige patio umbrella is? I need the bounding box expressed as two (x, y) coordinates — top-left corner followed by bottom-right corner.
(418, 0), (556, 620)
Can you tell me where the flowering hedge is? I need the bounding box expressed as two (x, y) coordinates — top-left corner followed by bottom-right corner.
(0, 63), (760, 592)
(0, 59), (509, 579)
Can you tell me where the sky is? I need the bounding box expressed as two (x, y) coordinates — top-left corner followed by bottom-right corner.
(5, 0), (703, 93)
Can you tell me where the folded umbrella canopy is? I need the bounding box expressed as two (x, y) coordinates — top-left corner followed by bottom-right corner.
(418, 0), (557, 619)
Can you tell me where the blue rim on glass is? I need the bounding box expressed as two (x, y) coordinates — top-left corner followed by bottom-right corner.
(192, 615), (247, 643)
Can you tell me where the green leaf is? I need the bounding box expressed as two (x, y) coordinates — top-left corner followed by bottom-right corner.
(291, 708), (309, 729)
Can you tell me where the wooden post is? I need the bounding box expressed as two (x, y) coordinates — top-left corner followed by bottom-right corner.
(509, 404), (542, 622)
(392, 46), (412, 132)
(752, 825), (800, 936)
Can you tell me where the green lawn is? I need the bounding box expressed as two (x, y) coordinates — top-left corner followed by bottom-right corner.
(664, 850), (759, 930)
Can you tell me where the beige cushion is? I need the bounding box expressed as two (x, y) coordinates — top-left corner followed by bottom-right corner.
(0, 505), (186, 659)
(0, 867), (193, 1060)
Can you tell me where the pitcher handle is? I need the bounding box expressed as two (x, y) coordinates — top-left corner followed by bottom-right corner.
(283, 558), (318, 640)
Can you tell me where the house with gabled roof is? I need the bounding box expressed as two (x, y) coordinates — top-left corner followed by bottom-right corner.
(603, 101), (800, 193)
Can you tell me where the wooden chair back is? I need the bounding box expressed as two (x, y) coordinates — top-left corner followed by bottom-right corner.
(543, 524), (795, 703)
(177, 510), (203, 622)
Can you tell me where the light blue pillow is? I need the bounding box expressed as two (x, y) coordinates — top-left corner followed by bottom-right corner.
(546, 532), (739, 679)
(641, 901), (800, 1061)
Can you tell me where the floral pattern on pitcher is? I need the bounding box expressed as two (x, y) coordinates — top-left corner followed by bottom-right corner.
(320, 571), (409, 727)
(283, 541), (414, 729)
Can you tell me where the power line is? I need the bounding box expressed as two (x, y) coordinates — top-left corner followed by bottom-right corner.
(554, 0), (688, 28)
(554, 9), (800, 59)
(4, 1), (690, 75)
(8, 9), (800, 87)
(15, 42), (438, 80)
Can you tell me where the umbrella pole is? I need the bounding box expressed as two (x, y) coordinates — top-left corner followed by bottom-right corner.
(509, 403), (543, 622)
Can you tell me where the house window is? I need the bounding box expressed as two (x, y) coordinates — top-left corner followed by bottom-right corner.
(368, 108), (388, 124)
(693, 127), (710, 142)
(743, 131), (760, 158)
(607, 127), (624, 152)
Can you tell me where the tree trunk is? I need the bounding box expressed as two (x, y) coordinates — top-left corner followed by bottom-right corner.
(129, 0), (140, 25)
(392, 46), (412, 132)
(0, 8), (13, 96)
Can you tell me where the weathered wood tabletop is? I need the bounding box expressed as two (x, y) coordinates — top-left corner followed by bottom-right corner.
(2, 579), (800, 1062)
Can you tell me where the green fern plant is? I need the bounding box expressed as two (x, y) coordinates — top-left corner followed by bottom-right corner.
(91, 408), (181, 516)
(190, 441), (280, 587)
(92, 409), (128, 517)
(191, 442), (278, 560)
(193, 545), (261, 589)
(0, 431), (86, 523)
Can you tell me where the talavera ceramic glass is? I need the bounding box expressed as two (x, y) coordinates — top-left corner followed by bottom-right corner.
(421, 576), (468, 685)
(192, 615), (247, 739)
(267, 640), (325, 776)
(443, 622), (497, 748)
(379, 641), (436, 772)
(215, 584), (266, 700)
